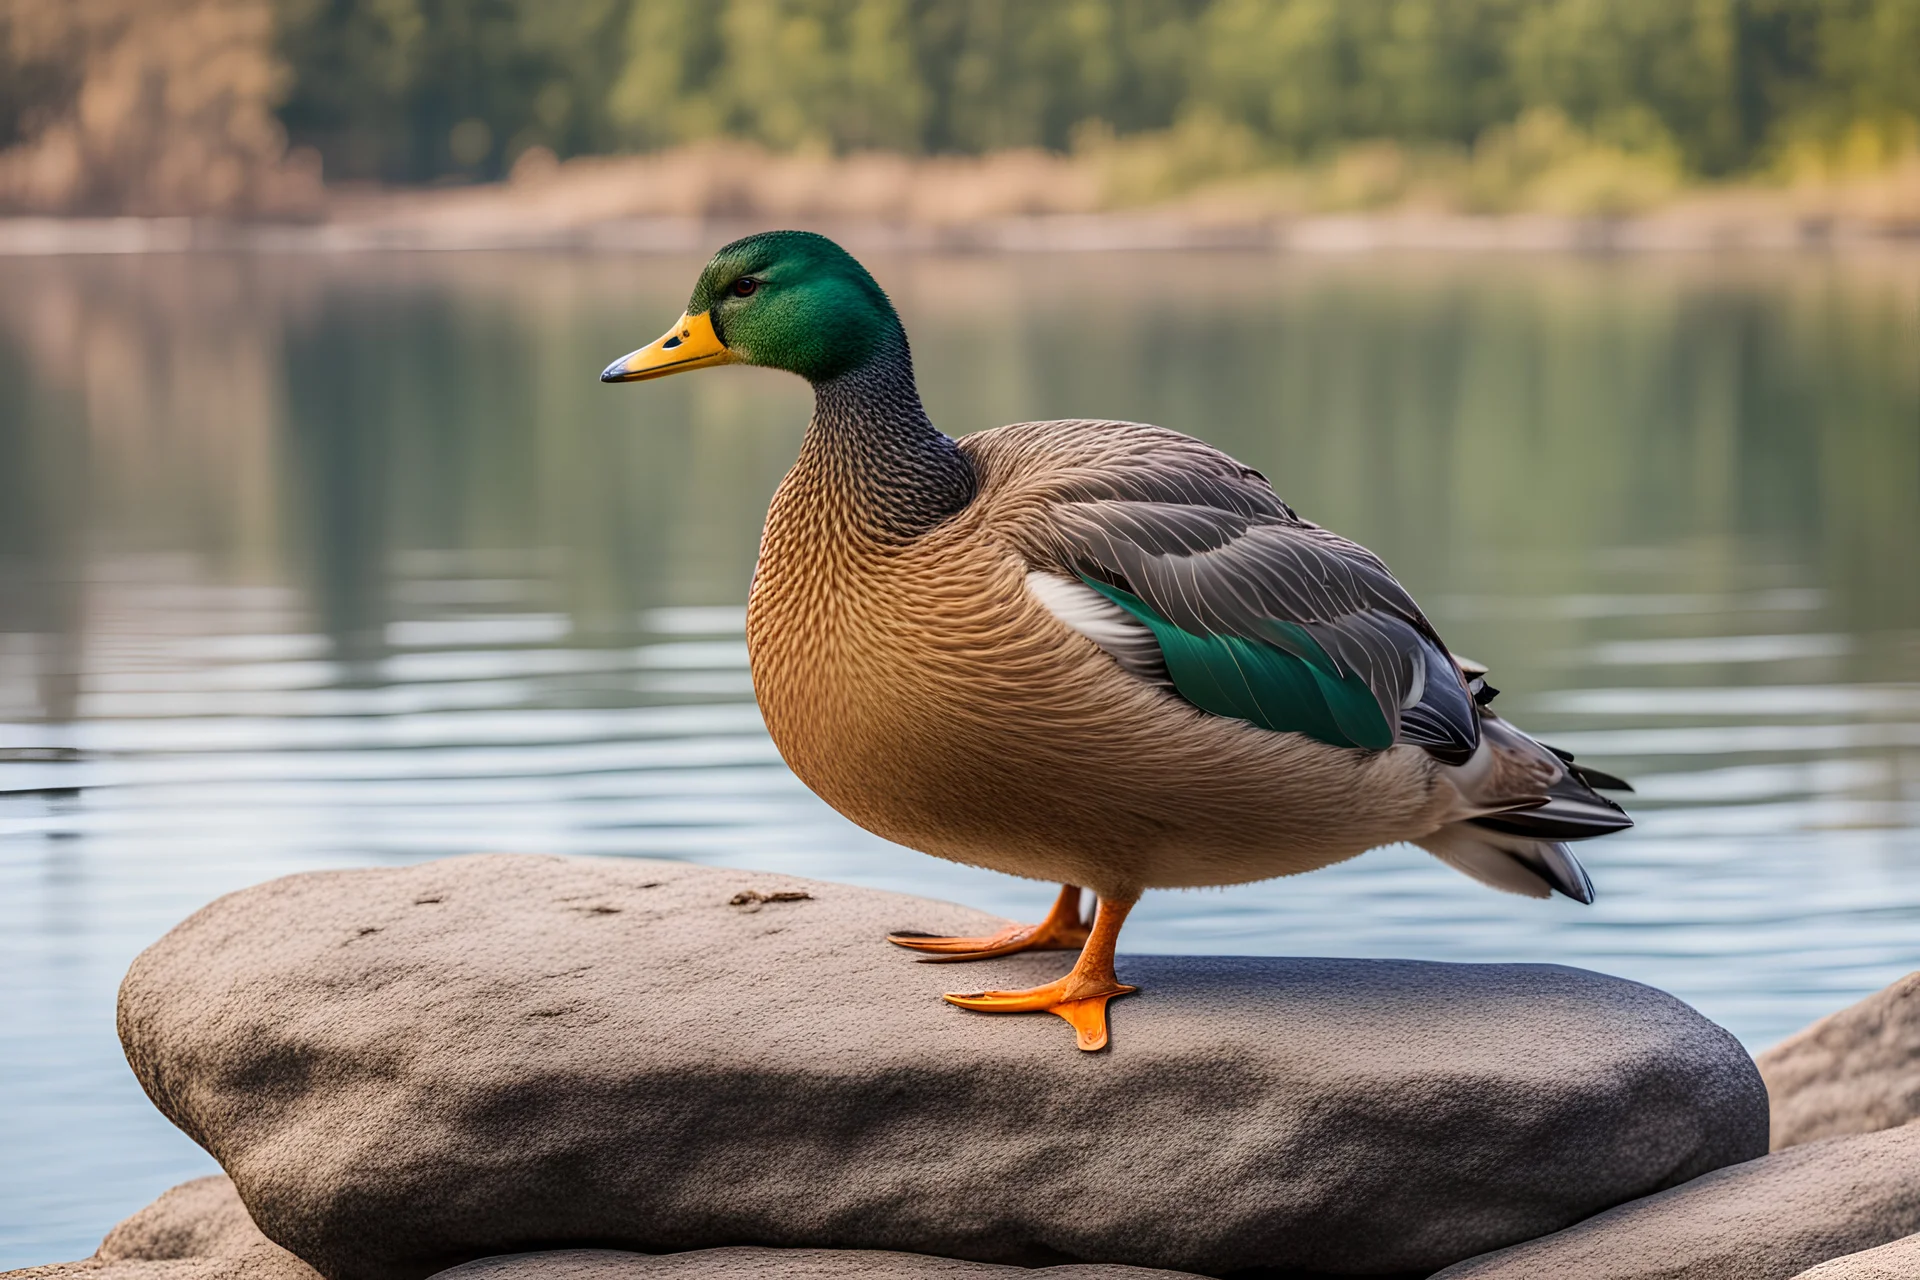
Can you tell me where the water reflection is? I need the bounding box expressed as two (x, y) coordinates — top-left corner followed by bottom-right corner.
(0, 249), (1916, 1264)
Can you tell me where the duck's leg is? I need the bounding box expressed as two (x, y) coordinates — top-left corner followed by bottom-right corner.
(887, 883), (1089, 962)
(942, 892), (1139, 1052)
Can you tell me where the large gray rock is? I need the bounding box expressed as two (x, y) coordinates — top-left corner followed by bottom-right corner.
(1430, 1123), (1920, 1279)
(1792, 1231), (1920, 1279)
(434, 1248), (1195, 1278)
(1759, 972), (1920, 1150)
(119, 854), (1767, 1280)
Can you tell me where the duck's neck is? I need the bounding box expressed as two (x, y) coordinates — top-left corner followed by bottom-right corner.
(801, 336), (975, 542)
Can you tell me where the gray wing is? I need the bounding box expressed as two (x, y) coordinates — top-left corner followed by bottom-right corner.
(1040, 442), (1480, 762)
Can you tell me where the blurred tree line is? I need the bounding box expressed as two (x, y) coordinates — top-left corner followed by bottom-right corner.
(274, 0), (1920, 183)
(4, 0), (1915, 211)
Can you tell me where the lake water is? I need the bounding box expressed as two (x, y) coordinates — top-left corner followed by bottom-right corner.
(1, 247), (1916, 1266)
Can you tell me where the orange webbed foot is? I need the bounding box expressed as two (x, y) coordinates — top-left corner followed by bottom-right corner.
(931, 889), (1141, 1052)
(943, 973), (1137, 1051)
(887, 884), (1089, 962)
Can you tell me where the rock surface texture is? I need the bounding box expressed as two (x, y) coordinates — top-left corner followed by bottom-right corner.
(433, 1248), (1198, 1279)
(119, 854), (1768, 1280)
(1791, 1230), (1920, 1279)
(1429, 1122), (1920, 1280)
(2, 1176), (319, 1280)
(1758, 971), (1920, 1150)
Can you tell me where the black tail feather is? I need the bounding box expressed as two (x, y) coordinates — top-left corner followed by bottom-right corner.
(1471, 765), (1633, 841)
(1570, 762), (1634, 793)
(1540, 742), (1634, 793)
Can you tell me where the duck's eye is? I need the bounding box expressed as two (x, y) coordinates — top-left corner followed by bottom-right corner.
(731, 277), (758, 298)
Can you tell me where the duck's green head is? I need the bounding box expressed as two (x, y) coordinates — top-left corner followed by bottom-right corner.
(601, 231), (904, 387)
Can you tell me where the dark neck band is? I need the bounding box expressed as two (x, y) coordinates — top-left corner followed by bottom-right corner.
(805, 335), (975, 541)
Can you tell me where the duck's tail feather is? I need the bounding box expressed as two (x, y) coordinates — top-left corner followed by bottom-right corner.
(1417, 825), (1597, 904)
(1563, 758), (1635, 793)
(1437, 712), (1634, 836)
(1442, 657), (1634, 799)
(1469, 763), (1633, 841)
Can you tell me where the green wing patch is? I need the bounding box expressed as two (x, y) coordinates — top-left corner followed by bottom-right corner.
(1081, 575), (1393, 751)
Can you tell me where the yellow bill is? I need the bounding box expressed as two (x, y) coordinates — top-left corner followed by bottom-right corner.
(600, 310), (742, 383)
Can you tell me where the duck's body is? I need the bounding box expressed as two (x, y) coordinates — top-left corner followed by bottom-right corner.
(605, 230), (1631, 1050)
(750, 413), (1453, 898)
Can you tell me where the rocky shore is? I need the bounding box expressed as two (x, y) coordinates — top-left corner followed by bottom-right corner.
(11, 853), (1920, 1279)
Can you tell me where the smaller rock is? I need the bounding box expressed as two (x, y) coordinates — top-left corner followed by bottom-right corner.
(0, 1177), (319, 1280)
(435, 1248), (1202, 1279)
(1792, 1232), (1920, 1279)
(1759, 972), (1920, 1150)
(95, 1176), (289, 1264)
(1429, 1123), (1920, 1280)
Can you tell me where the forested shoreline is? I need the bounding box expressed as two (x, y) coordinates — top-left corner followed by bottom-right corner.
(2, 0), (1917, 217)
(277, 0), (1920, 183)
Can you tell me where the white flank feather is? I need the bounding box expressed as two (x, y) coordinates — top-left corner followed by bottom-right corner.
(1025, 571), (1169, 684)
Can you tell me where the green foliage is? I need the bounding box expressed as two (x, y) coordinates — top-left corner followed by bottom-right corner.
(274, 0), (632, 179)
(271, 0), (1920, 183)
(1190, 0), (1522, 155)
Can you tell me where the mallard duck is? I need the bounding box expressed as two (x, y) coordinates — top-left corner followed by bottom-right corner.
(603, 231), (1632, 1051)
